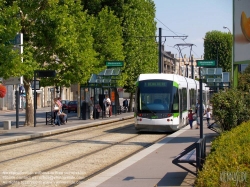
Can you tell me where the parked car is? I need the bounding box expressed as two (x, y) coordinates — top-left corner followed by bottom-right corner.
(61, 100), (69, 111)
(67, 101), (78, 113)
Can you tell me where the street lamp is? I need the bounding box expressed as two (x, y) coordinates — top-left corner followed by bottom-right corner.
(223, 26), (231, 34)
(223, 26), (233, 85)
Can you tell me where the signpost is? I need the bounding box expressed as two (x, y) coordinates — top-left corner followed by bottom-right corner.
(34, 70), (56, 127)
(197, 60), (216, 67)
(196, 60), (216, 139)
(105, 61), (123, 67)
(2, 77), (23, 85)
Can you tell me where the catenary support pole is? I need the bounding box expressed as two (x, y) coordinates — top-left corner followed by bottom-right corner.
(34, 71), (36, 127)
(199, 67), (203, 139)
(158, 28), (162, 73)
(15, 85), (19, 128)
(191, 55), (194, 79)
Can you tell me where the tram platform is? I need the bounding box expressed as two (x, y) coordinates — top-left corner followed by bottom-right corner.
(78, 121), (218, 187)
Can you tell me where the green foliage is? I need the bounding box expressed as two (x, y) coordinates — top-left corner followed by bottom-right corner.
(195, 121), (250, 187)
(1, 0), (158, 125)
(24, 0), (97, 86)
(210, 88), (250, 131)
(82, 0), (158, 93)
(238, 73), (250, 93)
(204, 31), (232, 72)
(92, 7), (124, 74)
(122, 0), (158, 93)
(0, 1), (21, 78)
(243, 64), (250, 74)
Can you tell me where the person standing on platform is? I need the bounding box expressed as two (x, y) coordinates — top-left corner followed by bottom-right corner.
(89, 97), (94, 119)
(103, 95), (111, 118)
(123, 99), (129, 112)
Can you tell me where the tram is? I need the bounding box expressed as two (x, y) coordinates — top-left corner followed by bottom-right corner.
(134, 74), (209, 132)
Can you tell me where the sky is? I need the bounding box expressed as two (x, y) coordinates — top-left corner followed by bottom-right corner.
(153, 0), (232, 59)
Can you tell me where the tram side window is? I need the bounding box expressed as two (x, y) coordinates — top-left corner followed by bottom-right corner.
(190, 89), (196, 110)
(172, 88), (179, 111)
(197, 89), (200, 101)
(203, 91), (206, 106)
(182, 88), (187, 111)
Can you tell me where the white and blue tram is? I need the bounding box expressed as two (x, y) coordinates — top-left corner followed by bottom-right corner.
(134, 74), (209, 132)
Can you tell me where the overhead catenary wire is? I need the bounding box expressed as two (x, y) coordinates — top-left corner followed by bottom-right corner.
(155, 17), (200, 58)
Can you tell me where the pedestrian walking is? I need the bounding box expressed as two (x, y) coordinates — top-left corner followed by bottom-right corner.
(206, 107), (212, 126)
(123, 99), (129, 112)
(187, 109), (195, 129)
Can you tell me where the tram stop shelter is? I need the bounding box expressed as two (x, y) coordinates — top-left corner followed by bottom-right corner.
(80, 68), (122, 120)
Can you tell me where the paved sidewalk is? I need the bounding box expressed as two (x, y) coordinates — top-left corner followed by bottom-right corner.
(79, 121), (218, 187)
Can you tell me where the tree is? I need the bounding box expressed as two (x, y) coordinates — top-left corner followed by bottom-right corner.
(243, 63), (250, 74)
(210, 89), (250, 131)
(92, 7), (124, 73)
(81, 0), (158, 107)
(238, 73), (250, 93)
(121, 0), (158, 110)
(204, 30), (232, 72)
(0, 1), (21, 76)
(1, 0), (98, 126)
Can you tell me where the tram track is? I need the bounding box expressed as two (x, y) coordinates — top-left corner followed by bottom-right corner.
(0, 118), (168, 187)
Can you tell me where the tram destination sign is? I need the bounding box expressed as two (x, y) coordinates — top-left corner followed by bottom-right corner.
(197, 60), (216, 67)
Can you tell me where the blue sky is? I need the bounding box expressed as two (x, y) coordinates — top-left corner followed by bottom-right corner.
(153, 0), (232, 59)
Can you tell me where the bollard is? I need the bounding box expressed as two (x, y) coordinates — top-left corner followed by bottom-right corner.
(3, 120), (11, 130)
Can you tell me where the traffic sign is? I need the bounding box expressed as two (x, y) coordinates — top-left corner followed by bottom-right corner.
(197, 60), (216, 67)
(3, 76), (23, 85)
(35, 70), (56, 77)
(105, 61), (123, 67)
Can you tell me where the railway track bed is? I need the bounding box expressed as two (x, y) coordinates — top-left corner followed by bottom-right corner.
(0, 118), (168, 187)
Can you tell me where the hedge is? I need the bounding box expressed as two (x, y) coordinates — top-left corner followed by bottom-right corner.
(195, 121), (250, 186)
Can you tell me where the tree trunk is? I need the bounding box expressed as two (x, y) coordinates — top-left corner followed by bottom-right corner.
(129, 93), (134, 112)
(24, 82), (34, 126)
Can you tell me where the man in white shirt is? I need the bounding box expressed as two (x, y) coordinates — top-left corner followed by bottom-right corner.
(103, 95), (111, 118)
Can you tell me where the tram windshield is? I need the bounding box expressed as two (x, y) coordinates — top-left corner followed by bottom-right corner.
(136, 80), (178, 113)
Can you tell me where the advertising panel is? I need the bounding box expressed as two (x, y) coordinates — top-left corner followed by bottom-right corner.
(234, 0), (250, 64)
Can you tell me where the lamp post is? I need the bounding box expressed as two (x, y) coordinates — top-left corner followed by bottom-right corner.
(223, 26), (231, 34)
(223, 26), (233, 85)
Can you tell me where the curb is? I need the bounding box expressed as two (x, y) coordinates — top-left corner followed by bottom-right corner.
(0, 115), (134, 145)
